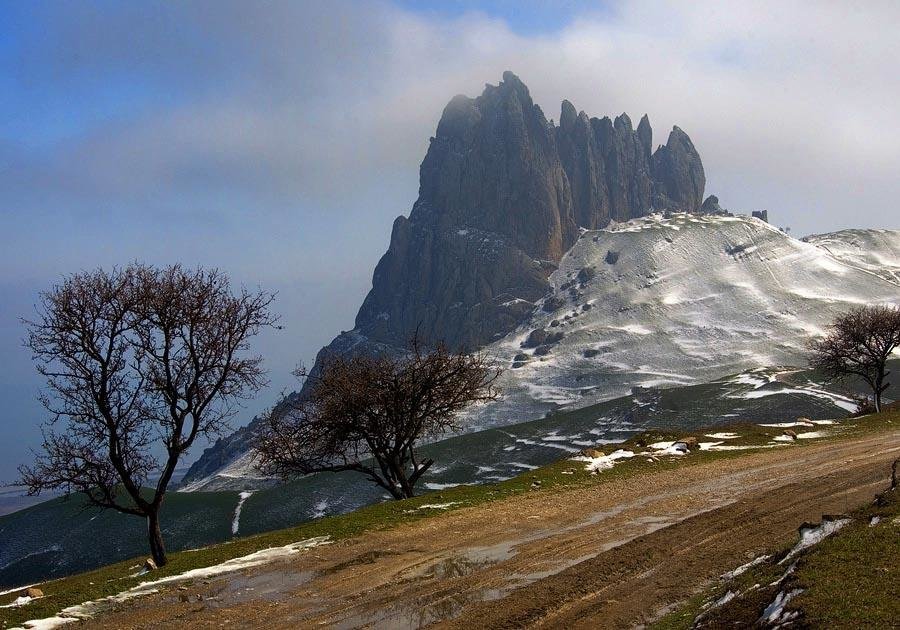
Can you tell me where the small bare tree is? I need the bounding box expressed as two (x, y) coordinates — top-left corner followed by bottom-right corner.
(19, 264), (276, 566)
(255, 339), (501, 499)
(809, 304), (900, 413)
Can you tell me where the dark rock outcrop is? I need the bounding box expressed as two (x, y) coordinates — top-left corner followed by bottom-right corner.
(650, 126), (705, 214)
(183, 72), (710, 486)
(700, 195), (728, 215)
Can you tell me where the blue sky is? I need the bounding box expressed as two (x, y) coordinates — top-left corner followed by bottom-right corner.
(1, 0), (899, 482)
(395, 0), (613, 34)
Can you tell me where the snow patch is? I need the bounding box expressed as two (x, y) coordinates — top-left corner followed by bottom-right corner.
(312, 499), (329, 519)
(758, 421), (815, 428)
(760, 588), (803, 625)
(648, 441), (690, 456)
(14, 536), (331, 629)
(231, 491), (253, 535)
(424, 482), (462, 490)
(772, 434), (797, 442)
(722, 554), (772, 580)
(0, 595), (37, 608)
(781, 518), (851, 563)
(571, 449), (635, 472)
(405, 502), (460, 512)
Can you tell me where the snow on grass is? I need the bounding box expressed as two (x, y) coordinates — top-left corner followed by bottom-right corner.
(522, 382), (582, 406)
(514, 437), (579, 453)
(570, 449), (635, 472)
(647, 441), (689, 455)
(740, 387), (857, 412)
(16, 615), (78, 629)
(759, 588), (803, 625)
(698, 441), (724, 450)
(312, 499), (330, 519)
(423, 482), (463, 490)
(15, 536), (331, 629)
(730, 371), (776, 389)
(231, 491), (254, 535)
(709, 589), (737, 609)
(721, 554), (772, 580)
(795, 431), (828, 439)
(781, 518), (851, 564)
(772, 434), (797, 442)
(704, 432), (741, 439)
(506, 462), (539, 470)
(540, 433), (581, 442)
(404, 502), (461, 513)
(0, 595), (37, 609)
(758, 421), (815, 428)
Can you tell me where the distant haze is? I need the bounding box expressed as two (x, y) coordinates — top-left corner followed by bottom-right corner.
(1, 0), (898, 481)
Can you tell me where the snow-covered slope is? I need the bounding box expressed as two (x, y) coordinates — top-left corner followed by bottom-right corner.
(471, 214), (900, 425)
(803, 229), (900, 285)
(183, 215), (899, 490)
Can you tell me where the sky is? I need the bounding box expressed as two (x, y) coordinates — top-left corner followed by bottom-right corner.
(1, 0), (899, 482)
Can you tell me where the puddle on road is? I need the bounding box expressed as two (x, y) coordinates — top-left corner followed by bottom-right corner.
(329, 508), (686, 628)
(399, 537), (521, 582)
(331, 585), (508, 630)
(210, 568), (317, 605)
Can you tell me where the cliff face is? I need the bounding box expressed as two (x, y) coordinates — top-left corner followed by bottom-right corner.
(182, 72), (708, 486)
(355, 72), (575, 350)
(353, 71), (706, 351)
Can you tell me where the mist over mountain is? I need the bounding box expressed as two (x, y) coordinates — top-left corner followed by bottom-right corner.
(182, 73), (900, 489)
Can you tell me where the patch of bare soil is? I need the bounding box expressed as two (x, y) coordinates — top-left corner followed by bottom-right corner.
(84, 431), (900, 629)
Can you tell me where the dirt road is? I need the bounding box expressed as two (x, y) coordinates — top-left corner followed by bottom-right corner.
(85, 430), (900, 629)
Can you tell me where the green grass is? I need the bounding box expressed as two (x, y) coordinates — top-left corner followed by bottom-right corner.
(652, 438), (900, 629)
(790, 491), (900, 627)
(2, 409), (898, 627)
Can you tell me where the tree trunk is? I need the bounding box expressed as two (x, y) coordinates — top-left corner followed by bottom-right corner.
(148, 511), (167, 567)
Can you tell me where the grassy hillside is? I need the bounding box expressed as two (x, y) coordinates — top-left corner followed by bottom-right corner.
(2, 364), (866, 589)
(2, 409), (897, 628)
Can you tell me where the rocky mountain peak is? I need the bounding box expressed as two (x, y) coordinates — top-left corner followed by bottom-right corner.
(183, 73), (717, 487)
(321, 72), (710, 364)
(559, 99), (578, 130)
(637, 114), (652, 158)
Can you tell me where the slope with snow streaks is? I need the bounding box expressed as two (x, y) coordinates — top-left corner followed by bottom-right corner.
(803, 228), (900, 286)
(477, 215), (900, 423)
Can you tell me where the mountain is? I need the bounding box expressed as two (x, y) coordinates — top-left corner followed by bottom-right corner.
(181, 73), (899, 490)
(467, 214), (900, 426)
(183, 72), (709, 488)
(354, 71), (706, 353)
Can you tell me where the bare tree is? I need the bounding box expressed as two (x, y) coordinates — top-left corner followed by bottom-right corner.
(809, 304), (900, 413)
(255, 339), (501, 499)
(19, 264), (276, 566)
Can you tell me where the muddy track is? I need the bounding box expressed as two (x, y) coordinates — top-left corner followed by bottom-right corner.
(85, 431), (900, 629)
